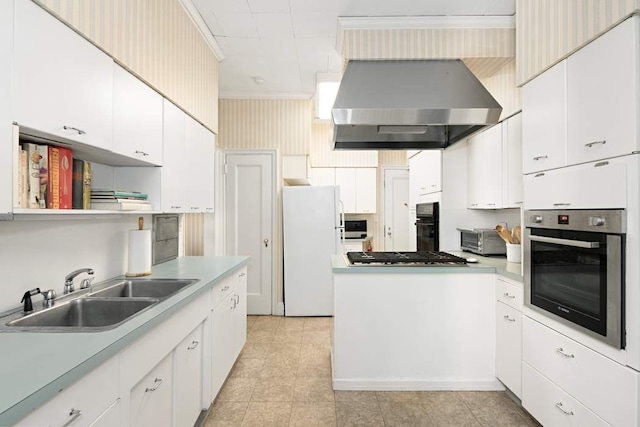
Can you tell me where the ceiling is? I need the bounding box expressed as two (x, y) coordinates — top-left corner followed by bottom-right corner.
(191, 0), (516, 98)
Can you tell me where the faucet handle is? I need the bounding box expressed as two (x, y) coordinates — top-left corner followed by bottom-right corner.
(80, 277), (94, 290)
(41, 289), (57, 308)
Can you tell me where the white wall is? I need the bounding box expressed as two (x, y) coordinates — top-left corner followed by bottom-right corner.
(0, 215), (151, 313)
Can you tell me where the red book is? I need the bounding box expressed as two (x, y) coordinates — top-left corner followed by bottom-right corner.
(47, 146), (73, 209)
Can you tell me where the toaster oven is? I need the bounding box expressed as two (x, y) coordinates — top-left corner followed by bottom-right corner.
(457, 228), (506, 255)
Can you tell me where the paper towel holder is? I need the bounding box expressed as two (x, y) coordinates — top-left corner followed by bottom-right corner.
(125, 216), (152, 277)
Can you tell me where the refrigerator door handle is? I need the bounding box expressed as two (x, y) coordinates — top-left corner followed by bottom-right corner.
(339, 200), (346, 251)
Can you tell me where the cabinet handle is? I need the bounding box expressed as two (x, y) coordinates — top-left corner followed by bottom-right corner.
(134, 150), (150, 156)
(594, 161), (609, 168)
(514, 201), (523, 205)
(533, 155), (548, 161)
(221, 285), (229, 292)
(431, 184), (437, 187)
(62, 408), (82, 427)
(235, 295), (240, 304)
(487, 203), (496, 206)
(503, 315), (516, 322)
(231, 298), (237, 309)
(239, 272), (246, 277)
(553, 203), (571, 206)
(534, 173), (545, 178)
(585, 140), (606, 148)
(206, 207), (214, 211)
(171, 205), (182, 209)
(503, 292), (515, 299)
(187, 340), (199, 350)
(470, 204), (478, 207)
(145, 378), (163, 392)
(191, 207), (199, 210)
(63, 125), (86, 135)
(555, 402), (574, 416)
(420, 187), (426, 190)
(556, 347), (575, 358)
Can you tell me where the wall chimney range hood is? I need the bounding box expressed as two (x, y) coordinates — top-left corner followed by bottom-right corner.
(331, 60), (502, 150)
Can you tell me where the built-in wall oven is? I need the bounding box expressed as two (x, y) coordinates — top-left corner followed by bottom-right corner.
(416, 202), (439, 251)
(524, 209), (626, 348)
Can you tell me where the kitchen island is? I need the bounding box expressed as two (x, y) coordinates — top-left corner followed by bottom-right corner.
(331, 254), (509, 391)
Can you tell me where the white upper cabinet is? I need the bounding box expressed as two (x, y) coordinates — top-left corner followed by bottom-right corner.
(504, 114), (523, 207)
(184, 116), (215, 213)
(13, 0), (113, 151)
(467, 124), (503, 209)
(113, 64), (163, 165)
(335, 168), (357, 213)
(409, 150), (441, 208)
(309, 168), (336, 186)
(522, 61), (567, 174)
(567, 16), (638, 165)
(162, 99), (186, 212)
(0, 0), (13, 218)
(467, 132), (483, 209)
(355, 168), (377, 213)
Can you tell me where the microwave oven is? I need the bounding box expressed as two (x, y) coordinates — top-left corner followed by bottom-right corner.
(457, 228), (506, 255)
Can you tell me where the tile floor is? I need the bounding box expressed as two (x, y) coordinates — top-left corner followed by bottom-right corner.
(204, 316), (539, 427)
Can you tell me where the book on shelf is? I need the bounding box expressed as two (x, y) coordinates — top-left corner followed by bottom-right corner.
(72, 159), (92, 209)
(91, 190), (148, 199)
(47, 146), (73, 209)
(25, 143), (43, 208)
(90, 201), (153, 211)
(17, 149), (28, 208)
(89, 198), (150, 204)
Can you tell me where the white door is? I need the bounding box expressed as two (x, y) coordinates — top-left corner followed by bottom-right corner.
(225, 153), (274, 314)
(384, 169), (410, 251)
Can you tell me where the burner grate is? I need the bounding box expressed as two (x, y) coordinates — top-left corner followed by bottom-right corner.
(346, 251), (467, 266)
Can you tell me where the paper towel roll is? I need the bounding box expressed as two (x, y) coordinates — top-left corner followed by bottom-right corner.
(126, 229), (152, 277)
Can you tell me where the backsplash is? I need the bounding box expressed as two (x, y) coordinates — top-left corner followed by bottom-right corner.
(0, 215), (151, 313)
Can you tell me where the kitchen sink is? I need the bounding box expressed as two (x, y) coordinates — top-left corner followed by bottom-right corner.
(6, 298), (158, 330)
(87, 279), (198, 300)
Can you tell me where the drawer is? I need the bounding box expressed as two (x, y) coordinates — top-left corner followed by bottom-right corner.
(496, 302), (522, 398)
(523, 317), (639, 427)
(522, 362), (611, 427)
(130, 353), (173, 427)
(18, 356), (119, 427)
(496, 278), (523, 310)
(211, 276), (234, 308)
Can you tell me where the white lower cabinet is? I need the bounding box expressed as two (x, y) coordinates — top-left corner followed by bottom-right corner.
(174, 323), (204, 427)
(89, 399), (121, 427)
(17, 356), (120, 427)
(495, 302), (522, 398)
(522, 363), (611, 427)
(523, 317), (639, 427)
(130, 353), (174, 427)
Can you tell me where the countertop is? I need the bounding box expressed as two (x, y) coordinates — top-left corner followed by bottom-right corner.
(332, 252), (523, 283)
(0, 256), (249, 426)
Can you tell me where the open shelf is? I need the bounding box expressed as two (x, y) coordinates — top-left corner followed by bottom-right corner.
(12, 209), (162, 220)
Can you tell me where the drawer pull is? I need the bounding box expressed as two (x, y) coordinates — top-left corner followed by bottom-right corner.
(585, 140), (606, 148)
(134, 150), (150, 156)
(171, 205), (182, 209)
(145, 378), (163, 392)
(534, 172), (545, 178)
(235, 295), (240, 304)
(503, 315), (516, 322)
(239, 272), (246, 277)
(556, 347), (575, 358)
(594, 161), (609, 168)
(187, 340), (199, 350)
(221, 285), (229, 292)
(62, 408), (82, 426)
(533, 155), (548, 161)
(555, 402), (574, 416)
(503, 292), (516, 299)
(63, 125), (86, 135)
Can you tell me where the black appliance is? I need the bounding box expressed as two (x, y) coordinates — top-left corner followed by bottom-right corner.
(416, 202), (439, 251)
(524, 209), (626, 349)
(346, 251), (466, 266)
(344, 220), (367, 239)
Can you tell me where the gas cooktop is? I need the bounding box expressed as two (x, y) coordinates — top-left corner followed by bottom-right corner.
(345, 251), (468, 267)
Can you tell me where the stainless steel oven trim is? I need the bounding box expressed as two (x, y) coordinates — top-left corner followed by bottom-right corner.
(524, 227), (624, 348)
(528, 235), (600, 248)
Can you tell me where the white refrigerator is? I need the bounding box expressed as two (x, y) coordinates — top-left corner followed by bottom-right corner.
(283, 186), (342, 316)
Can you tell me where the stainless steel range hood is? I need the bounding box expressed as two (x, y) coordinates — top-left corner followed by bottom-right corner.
(331, 60), (502, 150)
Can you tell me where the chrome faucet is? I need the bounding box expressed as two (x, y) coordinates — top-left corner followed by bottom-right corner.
(64, 268), (94, 294)
(21, 288), (56, 312)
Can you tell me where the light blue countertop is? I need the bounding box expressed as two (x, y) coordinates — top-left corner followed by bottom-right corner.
(332, 252), (523, 283)
(0, 256), (249, 426)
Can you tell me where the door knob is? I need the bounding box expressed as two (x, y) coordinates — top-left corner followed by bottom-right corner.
(263, 238), (269, 247)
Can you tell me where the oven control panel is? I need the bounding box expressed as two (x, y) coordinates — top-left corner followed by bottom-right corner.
(524, 210), (625, 234)
(589, 216), (606, 226)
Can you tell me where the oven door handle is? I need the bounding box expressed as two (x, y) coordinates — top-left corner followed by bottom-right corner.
(529, 235), (600, 249)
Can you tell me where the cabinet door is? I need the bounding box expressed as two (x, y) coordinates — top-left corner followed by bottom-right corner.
(0, 1), (12, 217)
(467, 132), (483, 208)
(175, 323), (204, 427)
(112, 64), (163, 165)
(211, 293), (235, 400)
(13, 0), (113, 151)
(130, 353), (173, 427)
(310, 168), (335, 186)
(161, 99), (186, 212)
(567, 17), (638, 165)
(496, 302), (522, 398)
(422, 150), (442, 194)
(232, 272), (248, 359)
(522, 61), (567, 173)
(409, 155), (425, 208)
(201, 128), (216, 212)
(355, 168), (376, 213)
(89, 399), (121, 427)
(335, 168), (356, 213)
(482, 124), (503, 208)
(504, 114), (524, 208)
(184, 117), (215, 212)
(283, 155), (309, 179)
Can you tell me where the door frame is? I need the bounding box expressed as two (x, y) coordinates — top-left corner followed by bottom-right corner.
(381, 166), (410, 251)
(219, 149), (278, 315)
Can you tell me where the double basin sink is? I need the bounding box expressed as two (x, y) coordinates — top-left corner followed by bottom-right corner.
(3, 279), (198, 332)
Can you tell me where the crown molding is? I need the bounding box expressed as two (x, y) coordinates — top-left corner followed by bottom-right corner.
(219, 91), (314, 100)
(338, 15), (516, 31)
(179, 0), (225, 61)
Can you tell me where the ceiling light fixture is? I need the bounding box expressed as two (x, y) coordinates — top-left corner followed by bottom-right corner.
(315, 73), (341, 121)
